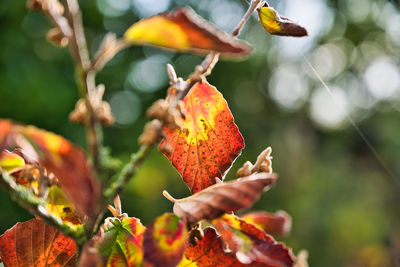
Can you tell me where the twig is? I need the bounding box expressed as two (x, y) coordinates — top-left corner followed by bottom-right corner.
(103, 144), (153, 200)
(63, 0), (102, 171)
(0, 170), (86, 245)
(178, 0), (261, 100)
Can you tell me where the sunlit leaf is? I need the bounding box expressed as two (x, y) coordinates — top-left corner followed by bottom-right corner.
(0, 149), (82, 225)
(159, 82), (244, 194)
(0, 218), (77, 266)
(169, 172), (277, 224)
(0, 150), (25, 172)
(241, 211), (292, 236)
(143, 213), (188, 267)
(178, 227), (243, 267)
(212, 214), (295, 266)
(97, 217), (146, 267)
(0, 119), (100, 217)
(124, 7), (252, 56)
(47, 185), (81, 225)
(257, 2), (308, 37)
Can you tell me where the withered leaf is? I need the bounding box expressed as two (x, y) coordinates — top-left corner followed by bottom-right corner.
(257, 2), (308, 37)
(167, 172), (278, 224)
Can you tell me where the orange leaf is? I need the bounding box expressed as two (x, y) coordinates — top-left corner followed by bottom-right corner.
(178, 227), (243, 267)
(143, 213), (188, 267)
(169, 172), (277, 224)
(124, 7), (252, 56)
(159, 82), (244, 194)
(257, 2), (308, 37)
(0, 218), (77, 266)
(0, 119), (100, 218)
(241, 211), (292, 236)
(212, 214), (295, 266)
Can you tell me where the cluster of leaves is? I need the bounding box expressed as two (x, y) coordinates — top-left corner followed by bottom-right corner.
(0, 1), (308, 266)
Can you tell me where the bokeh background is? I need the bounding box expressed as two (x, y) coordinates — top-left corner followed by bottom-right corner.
(1, 0), (400, 266)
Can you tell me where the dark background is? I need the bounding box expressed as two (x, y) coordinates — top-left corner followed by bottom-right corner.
(1, 0), (400, 266)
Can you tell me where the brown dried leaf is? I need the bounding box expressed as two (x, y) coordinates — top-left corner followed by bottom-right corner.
(166, 172), (278, 224)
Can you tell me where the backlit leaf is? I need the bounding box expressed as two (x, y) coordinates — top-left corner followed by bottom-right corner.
(0, 149), (81, 225)
(241, 211), (292, 236)
(171, 172), (278, 224)
(124, 7), (252, 56)
(178, 227), (243, 267)
(47, 185), (81, 225)
(0, 218), (77, 266)
(257, 2), (308, 37)
(212, 214), (295, 266)
(159, 82), (244, 194)
(0, 119), (100, 217)
(0, 150), (25, 172)
(97, 217), (146, 267)
(143, 213), (188, 267)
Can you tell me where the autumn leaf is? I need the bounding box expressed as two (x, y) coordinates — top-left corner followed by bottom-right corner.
(241, 211), (292, 236)
(0, 119), (100, 217)
(178, 227), (244, 267)
(212, 214), (295, 266)
(97, 216), (146, 267)
(159, 82), (244, 194)
(257, 2), (308, 37)
(0, 150), (25, 172)
(166, 172), (277, 224)
(0, 149), (82, 225)
(47, 185), (81, 225)
(0, 218), (77, 266)
(143, 213), (188, 267)
(124, 7), (252, 56)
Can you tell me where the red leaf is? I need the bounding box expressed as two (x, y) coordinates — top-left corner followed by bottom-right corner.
(241, 211), (292, 236)
(179, 227), (243, 267)
(169, 172), (277, 224)
(0, 119), (100, 217)
(124, 7), (252, 56)
(0, 218), (77, 266)
(143, 213), (188, 267)
(159, 82), (244, 193)
(212, 214), (295, 267)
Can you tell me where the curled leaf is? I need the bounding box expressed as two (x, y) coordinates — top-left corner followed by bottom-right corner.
(143, 213), (188, 267)
(212, 214), (295, 266)
(124, 7), (252, 56)
(97, 217), (146, 267)
(0, 218), (77, 266)
(166, 172), (277, 224)
(159, 82), (244, 194)
(241, 211), (292, 236)
(257, 2), (308, 37)
(0, 119), (100, 218)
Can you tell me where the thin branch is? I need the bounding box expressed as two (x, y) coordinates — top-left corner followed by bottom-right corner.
(63, 0), (102, 171)
(103, 144), (153, 200)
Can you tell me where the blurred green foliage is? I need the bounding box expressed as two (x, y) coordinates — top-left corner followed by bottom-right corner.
(1, 0), (400, 266)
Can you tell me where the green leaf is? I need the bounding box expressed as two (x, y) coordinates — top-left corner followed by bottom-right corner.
(97, 217), (146, 267)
